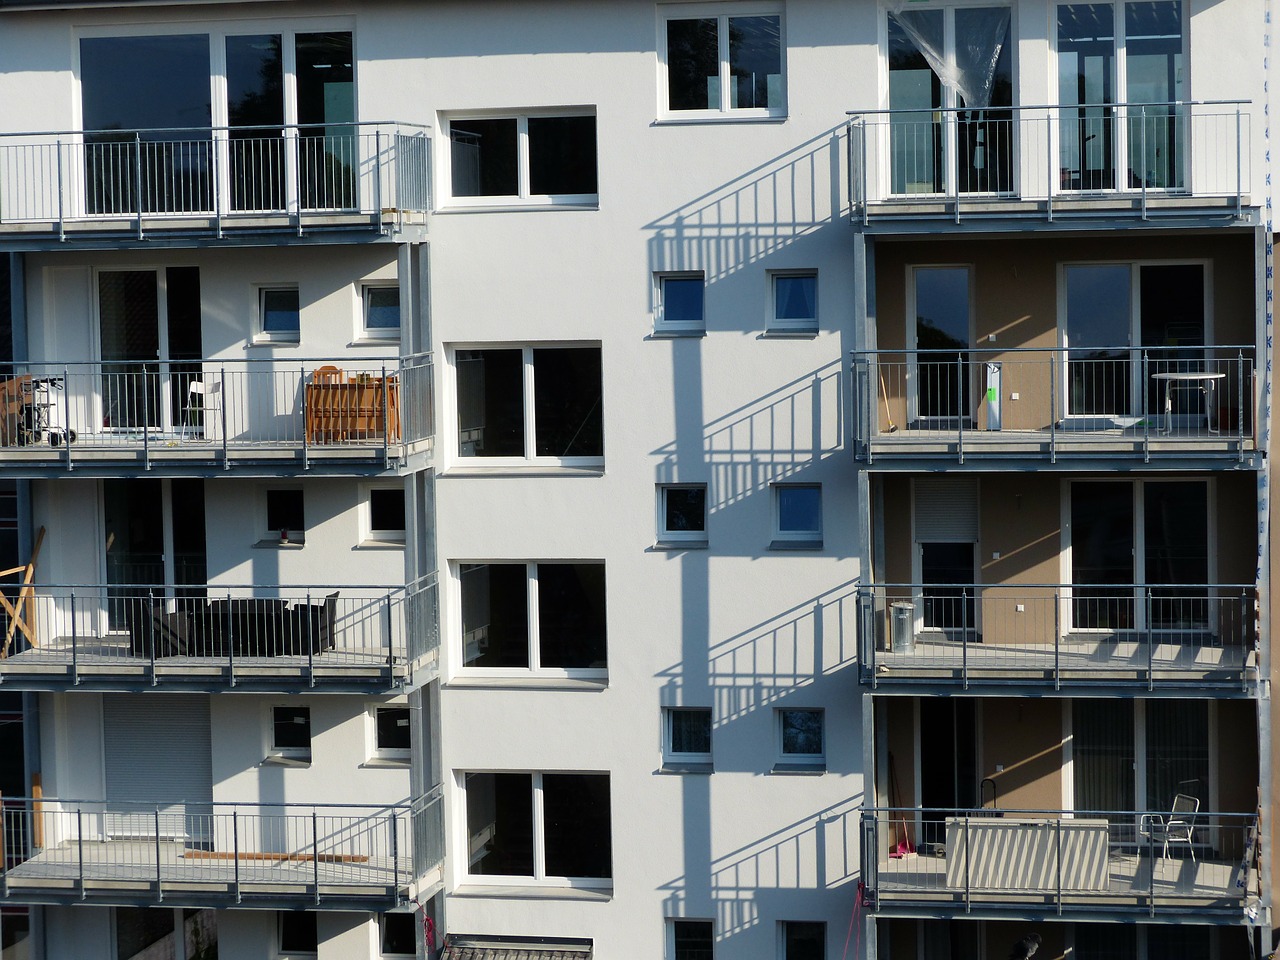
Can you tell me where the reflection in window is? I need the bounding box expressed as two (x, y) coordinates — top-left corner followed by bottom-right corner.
(449, 115), (597, 200)
(665, 14), (783, 114)
(296, 32), (356, 209)
(226, 35), (284, 211)
(914, 267), (971, 421)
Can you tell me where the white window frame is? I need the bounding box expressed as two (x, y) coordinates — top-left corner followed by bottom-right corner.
(457, 770), (613, 888)
(658, 2), (787, 121)
(366, 702), (412, 765)
(771, 482), (822, 546)
(657, 483), (709, 545)
(441, 109), (598, 208)
(775, 707), (825, 768)
(768, 270), (819, 332)
(655, 271), (707, 334)
(276, 909), (319, 960)
(663, 707), (714, 767)
(667, 918), (716, 960)
(360, 282), (401, 342)
(361, 483), (407, 545)
(266, 703), (312, 765)
(453, 561), (608, 680)
(448, 343), (605, 468)
(254, 284), (301, 344)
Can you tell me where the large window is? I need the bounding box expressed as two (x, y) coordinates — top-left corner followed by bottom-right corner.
(1058, 3), (1185, 191)
(887, 6), (1013, 195)
(662, 7), (784, 117)
(448, 113), (598, 204)
(463, 772), (612, 883)
(458, 562), (607, 675)
(454, 346), (603, 463)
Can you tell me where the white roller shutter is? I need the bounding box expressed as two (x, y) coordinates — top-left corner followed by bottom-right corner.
(103, 694), (212, 838)
(913, 477), (979, 542)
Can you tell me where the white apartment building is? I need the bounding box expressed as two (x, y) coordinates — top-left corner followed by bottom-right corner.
(0, 1), (1272, 959)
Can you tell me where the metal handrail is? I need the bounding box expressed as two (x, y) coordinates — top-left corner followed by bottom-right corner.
(846, 99), (1250, 117)
(0, 121), (433, 140)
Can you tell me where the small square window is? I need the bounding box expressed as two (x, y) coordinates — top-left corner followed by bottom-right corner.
(777, 709), (824, 769)
(664, 708), (713, 767)
(266, 489), (305, 540)
(381, 913), (416, 957)
(363, 285), (401, 338)
(670, 919), (714, 960)
(271, 705), (312, 762)
(781, 921), (826, 960)
(659, 485), (708, 544)
(258, 287), (300, 342)
(367, 488), (406, 542)
(773, 484), (821, 547)
(770, 272), (817, 331)
(657, 274), (705, 333)
(374, 706), (412, 759)
(279, 911), (318, 956)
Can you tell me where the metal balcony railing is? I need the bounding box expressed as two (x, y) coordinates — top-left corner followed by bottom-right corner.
(861, 807), (1257, 917)
(860, 583), (1256, 690)
(852, 346), (1255, 463)
(0, 122), (431, 239)
(1, 795), (427, 907)
(0, 582), (432, 689)
(846, 101), (1251, 222)
(0, 354), (433, 470)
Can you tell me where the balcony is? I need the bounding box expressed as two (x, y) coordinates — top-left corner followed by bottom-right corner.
(0, 794), (441, 910)
(861, 807), (1256, 919)
(0, 576), (439, 692)
(847, 102), (1251, 226)
(0, 122), (431, 246)
(859, 583), (1256, 691)
(0, 354), (433, 474)
(852, 347), (1255, 465)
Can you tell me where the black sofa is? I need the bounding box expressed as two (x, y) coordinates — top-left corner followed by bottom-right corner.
(127, 592), (339, 658)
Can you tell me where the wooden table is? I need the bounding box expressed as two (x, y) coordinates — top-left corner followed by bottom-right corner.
(305, 375), (401, 444)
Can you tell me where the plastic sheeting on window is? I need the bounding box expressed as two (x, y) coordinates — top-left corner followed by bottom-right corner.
(887, 4), (1011, 110)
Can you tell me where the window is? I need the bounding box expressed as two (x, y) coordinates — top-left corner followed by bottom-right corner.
(381, 913), (416, 958)
(463, 772), (612, 884)
(115, 907), (175, 960)
(662, 7), (785, 118)
(258, 287), (300, 342)
(670, 919), (714, 960)
(772, 484), (821, 547)
(371, 705), (411, 762)
(448, 113), (598, 204)
(364, 487), (407, 543)
(658, 484), (708, 544)
(278, 912), (318, 957)
(265, 489), (304, 542)
(656, 273), (706, 333)
(458, 562), (607, 675)
(781, 921), (825, 960)
(776, 708), (824, 770)
(270, 705), (312, 763)
(664, 708), (713, 768)
(454, 346), (604, 463)
(363, 285), (401, 340)
(769, 272), (817, 332)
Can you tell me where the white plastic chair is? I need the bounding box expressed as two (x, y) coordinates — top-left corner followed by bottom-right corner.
(180, 380), (219, 441)
(1140, 793), (1200, 861)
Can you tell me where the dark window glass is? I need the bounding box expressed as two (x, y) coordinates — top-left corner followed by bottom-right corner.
(665, 487), (706, 533)
(450, 119), (519, 197)
(1146, 699), (1208, 811)
(1071, 482), (1135, 630)
(466, 772), (534, 876)
(370, 489), (406, 534)
(1145, 481), (1208, 628)
(81, 35), (211, 133)
(381, 913), (416, 955)
(266, 489), (304, 533)
(273, 706), (311, 750)
(537, 563), (607, 669)
(662, 277), (704, 326)
(261, 288), (299, 335)
(1145, 919), (1209, 960)
(728, 16), (782, 109)
(457, 349), (524, 457)
(780, 710), (823, 756)
(542, 773), (612, 878)
(460, 563), (529, 668)
(226, 35), (284, 212)
(782, 921), (825, 960)
(775, 275), (817, 322)
(669, 709), (712, 755)
(532, 348), (603, 457)
(667, 18), (719, 110)
(777, 486), (820, 534)
(279, 912), (318, 953)
(528, 116), (598, 196)
(376, 707), (411, 752)
(673, 920), (714, 960)
(296, 32), (356, 210)
(115, 907), (175, 959)
(366, 287), (401, 331)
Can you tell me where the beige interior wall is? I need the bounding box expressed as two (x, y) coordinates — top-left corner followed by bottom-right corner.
(1219, 699), (1261, 815)
(979, 474), (1062, 647)
(981, 699), (1065, 811)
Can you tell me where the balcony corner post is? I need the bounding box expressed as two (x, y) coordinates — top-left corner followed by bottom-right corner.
(154, 806), (163, 902)
(1236, 106), (1243, 217)
(382, 363), (391, 469)
(134, 131), (144, 240)
(1238, 351), (1246, 460)
(76, 806), (85, 900)
(56, 139), (66, 242)
(956, 353), (965, 465)
(1146, 586), (1154, 691)
(306, 590), (315, 689)
(963, 815), (971, 912)
(1050, 353), (1057, 463)
(142, 371), (151, 471)
(391, 812), (400, 896)
(385, 592), (395, 677)
(232, 808), (241, 903)
(219, 365), (229, 470)
(1140, 106), (1149, 220)
(375, 130), (385, 233)
(1055, 817), (1063, 915)
(312, 809), (321, 906)
(1142, 351), (1151, 462)
(1053, 587), (1061, 692)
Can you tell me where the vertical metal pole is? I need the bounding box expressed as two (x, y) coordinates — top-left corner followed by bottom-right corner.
(963, 815), (971, 912)
(1, 798), (7, 897)
(312, 809), (321, 905)
(225, 591), (235, 688)
(1140, 106), (1148, 219)
(220, 368), (229, 470)
(385, 593), (395, 677)
(1149, 815), (1157, 915)
(961, 587), (969, 690)
(1050, 351), (1058, 463)
(956, 353), (965, 464)
(860, 120), (870, 227)
(375, 130), (384, 233)
(62, 363), (72, 466)
(1239, 351), (1246, 461)
(76, 807), (85, 899)
(306, 590), (315, 688)
(70, 590), (79, 686)
(1046, 111), (1054, 221)
(1054, 587), (1061, 692)
(391, 813), (400, 893)
(382, 363), (390, 468)
(1055, 818), (1063, 914)
(212, 129), (223, 239)
(1236, 106), (1243, 217)
(142, 369), (151, 470)
(1142, 351), (1151, 462)
(301, 366), (310, 471)
(154, 806), (163, 901)
(56, 139), (66, 242)
(295, 131), (305, 237)
(134, 132), (144, 240)
(232, 809), (241, 903)
(148, 588), (157, 685)
(1146, 587), (1155, 692)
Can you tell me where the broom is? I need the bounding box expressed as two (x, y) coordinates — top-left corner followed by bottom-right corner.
(888, 754), (916, 857)
(879, 372), (898, 432)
